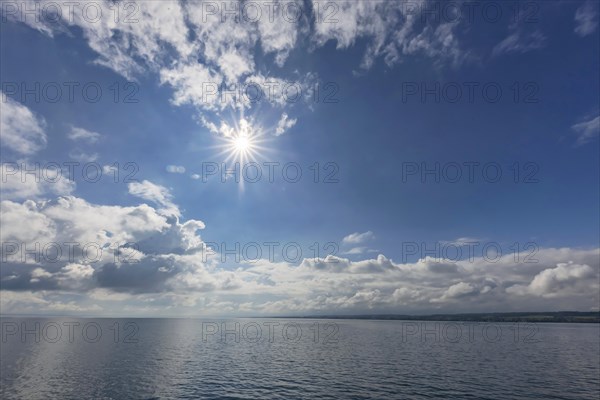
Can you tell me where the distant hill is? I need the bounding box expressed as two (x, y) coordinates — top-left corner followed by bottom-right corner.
(281, 311), (600, 323)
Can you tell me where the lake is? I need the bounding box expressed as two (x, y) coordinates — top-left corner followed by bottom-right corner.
(1, 318), (598, 399)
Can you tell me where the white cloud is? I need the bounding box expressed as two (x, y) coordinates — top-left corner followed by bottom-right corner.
(572, 115), (599, 146)
(343, 247), (368, 255)
(440, 281), (476, 298)
(0, 163), (75, 201)
(311, 1), (470, 69)
(1, 204), (598, 315)
(160, 62), (224, 110)
(492, 29), (546, 56)
(166, 165), (186, 174)
(256, 0), (302, 66)
(128, 180), (180, 217)
(507, 262), (596, 298)
(5, 0), (479, 128)
(275, 113), (297, 135)
(67, 126), (101, 143)
(68, 148), (99, 162)
(342, 231), (375, 245)
(575, 1), (599, 37)
(0, 93), (47, 155)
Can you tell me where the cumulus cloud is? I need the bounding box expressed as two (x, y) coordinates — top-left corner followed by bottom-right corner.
(0, 191), (209, 296)
(1, 194), (598, 316)
(0, 93), (47, 155)
(0, 163), (75, 201)
(507, 262), (596, 298)
(128, 180), (180, 217)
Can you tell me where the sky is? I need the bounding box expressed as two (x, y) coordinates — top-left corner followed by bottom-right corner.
(0, 0), (599, 317)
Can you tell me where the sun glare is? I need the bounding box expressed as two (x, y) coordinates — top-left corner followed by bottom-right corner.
(233, 135), (251, 152)
(218, 117), (267, 165)
(209, 117), (273, 188)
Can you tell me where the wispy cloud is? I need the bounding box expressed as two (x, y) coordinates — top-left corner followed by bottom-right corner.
(275, 113), (297, 136)
(492, 29), (546, 57)
(342, 231), (375, 245)
(67, 126), (102, 143)
(575, 0), (599, 37)
(572, 115), (600, 146)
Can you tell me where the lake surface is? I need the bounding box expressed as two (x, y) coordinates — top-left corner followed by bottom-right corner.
(1, 318), (598, 399)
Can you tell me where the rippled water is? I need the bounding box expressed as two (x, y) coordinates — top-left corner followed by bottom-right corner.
(1, 318), (598, 399)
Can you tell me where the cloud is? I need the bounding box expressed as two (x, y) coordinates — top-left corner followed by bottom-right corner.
(0, 194), (209, 296)
(575, 1), (599, 37)
(492, 29), (546, 56)
(128, 180), (180, 217)
(440, 281), (477, 298)
(343, 247), (368, 255)
(342, 231), (375, 245)
(275, 113), (297, 135)
(5, 0), (482, 133)
(311, 1), (470, 69)
(0, 163), (75, 201)
(572, 115), (600, 146)
(166, 165), (186, 174)
(507, 262), (596, 298)
(160, 62), (224, 110)
(440, 237), (484, 246)
(1, 191), (598, 316)
(0, 93), (47, 155)
(67, 126), (101, 143)
(68, 148), (99, 162)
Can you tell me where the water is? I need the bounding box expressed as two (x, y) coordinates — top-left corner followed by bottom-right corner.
(1, 318), (598, 399)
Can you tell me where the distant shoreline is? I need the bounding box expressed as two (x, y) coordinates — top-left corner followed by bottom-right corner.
(271, 312), (600, 323)
(1, 311), (599, 322)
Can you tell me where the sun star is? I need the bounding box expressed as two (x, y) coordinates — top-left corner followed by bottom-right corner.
(233, 135), (251, 153)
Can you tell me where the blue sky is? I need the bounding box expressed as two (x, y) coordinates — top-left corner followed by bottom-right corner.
(1, 0), (599, 316)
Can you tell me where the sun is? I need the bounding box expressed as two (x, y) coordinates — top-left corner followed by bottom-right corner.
(203, 115), (275, 191)
(233, 135), (251, 153)
(209, 116), (273, 178)
(221, 118), (264, 164)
